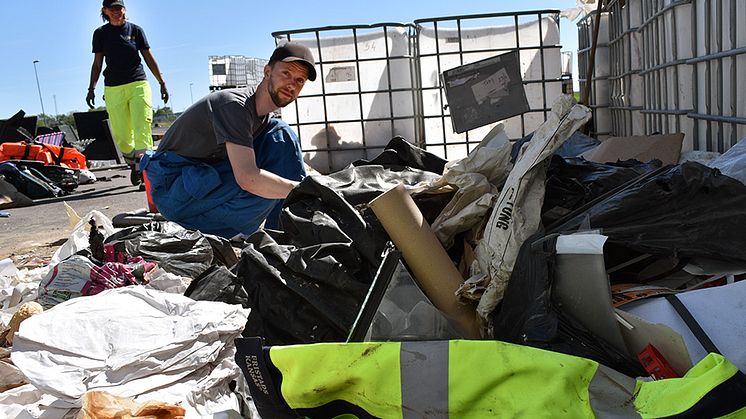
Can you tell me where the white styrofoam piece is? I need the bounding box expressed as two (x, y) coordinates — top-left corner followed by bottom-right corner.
(622, 279), (746, 372)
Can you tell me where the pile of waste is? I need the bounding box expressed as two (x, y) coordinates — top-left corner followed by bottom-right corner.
(0, 110), (98, 209)
(1, 95), (745, 417)
(0, 142), (96, 208)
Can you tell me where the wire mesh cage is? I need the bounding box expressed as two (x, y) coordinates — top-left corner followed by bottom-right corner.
(584, 0), (745, 153)
(273, 23), (419, 173)
(414, 10), (563, 160)
(273, 10), (564, 172)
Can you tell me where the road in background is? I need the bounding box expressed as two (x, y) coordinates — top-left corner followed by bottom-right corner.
(1, 167), (149, 263)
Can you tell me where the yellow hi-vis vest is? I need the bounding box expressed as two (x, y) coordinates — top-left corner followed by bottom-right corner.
(236, 338), (746, 418)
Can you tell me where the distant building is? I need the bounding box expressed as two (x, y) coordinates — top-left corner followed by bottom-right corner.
(208, 56), (267, 92)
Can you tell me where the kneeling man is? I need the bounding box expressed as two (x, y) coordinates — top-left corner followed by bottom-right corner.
(141, 43), (316, 238)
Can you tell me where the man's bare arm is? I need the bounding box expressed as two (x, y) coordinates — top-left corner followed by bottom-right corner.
(226, 141), (298, 199)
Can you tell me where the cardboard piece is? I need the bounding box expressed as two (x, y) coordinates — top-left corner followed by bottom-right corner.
(581, 133), (684, 166)
(369, 184), (480, 338)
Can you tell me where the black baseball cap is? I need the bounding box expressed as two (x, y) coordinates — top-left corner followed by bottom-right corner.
(103, 0), (125, 7)
(269, 42), (317, 81)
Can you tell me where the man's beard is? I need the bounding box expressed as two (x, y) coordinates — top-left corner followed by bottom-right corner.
(268, 80), (293, 108)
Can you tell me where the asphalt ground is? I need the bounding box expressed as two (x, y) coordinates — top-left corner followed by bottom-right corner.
(0, 166), (149, 264)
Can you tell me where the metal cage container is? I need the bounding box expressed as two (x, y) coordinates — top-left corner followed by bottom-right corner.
(273, 9), (564, 172)
(273, 23), (419, 173)
(583, 0), (745, 153)
(209, 55), (268, 91)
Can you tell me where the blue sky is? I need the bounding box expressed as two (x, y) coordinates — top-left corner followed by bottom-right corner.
(0, 0), (580, 119)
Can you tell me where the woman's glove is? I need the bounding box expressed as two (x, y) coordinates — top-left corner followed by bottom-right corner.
(86, 88), (95, 109)
(160, 83), (169, 104)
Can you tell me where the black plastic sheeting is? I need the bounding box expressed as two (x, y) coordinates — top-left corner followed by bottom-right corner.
(511, 130), (601, 163)
(184, 265), (248, 305)
(494, 162), (746, 376)
(492, 232), (648, 377)
(186, 138), (451, 345)
(542, 156), (662, 226)
(352, 136), (447, 175)
(103, 222), (237, 279)
(555, 162), (746, 266)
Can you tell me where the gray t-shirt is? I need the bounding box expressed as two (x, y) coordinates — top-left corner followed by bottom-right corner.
(157, 87), (268, 161)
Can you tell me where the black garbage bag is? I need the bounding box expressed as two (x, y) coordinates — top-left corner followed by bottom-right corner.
(542, 156), (662, 226)
(184, 265), (249, 305)
(235, 230), (372, 343)
(103, 221), (237, 279)
(494, 162), (746, 377)
(493, 232), (646, 377)
(188, 138), (450, 345)
(233, 166), (444, 345)
(555, 161), (746, 266)
(511, 130), (601, 163)
(352, 136), (447, 175)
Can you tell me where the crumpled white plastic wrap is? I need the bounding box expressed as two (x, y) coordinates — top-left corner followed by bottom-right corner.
(10, 286), (250, 417)
(0, 260), (48, 326)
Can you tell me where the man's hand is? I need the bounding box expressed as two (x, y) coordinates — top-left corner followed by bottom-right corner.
(86, 89), (95, 109)
(160, 83), (169, 104)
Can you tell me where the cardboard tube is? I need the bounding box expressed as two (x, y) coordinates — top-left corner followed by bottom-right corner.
(369, 184), (480, 339)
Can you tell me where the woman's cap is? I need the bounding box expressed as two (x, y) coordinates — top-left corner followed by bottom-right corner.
(103, 0), (125, 8)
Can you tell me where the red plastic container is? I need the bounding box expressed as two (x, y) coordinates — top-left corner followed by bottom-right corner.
(141, 170), (158, 213)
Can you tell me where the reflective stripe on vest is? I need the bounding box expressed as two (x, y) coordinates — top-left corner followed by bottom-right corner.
(400, 341), (448, 419)
(589, 365), (641, 418)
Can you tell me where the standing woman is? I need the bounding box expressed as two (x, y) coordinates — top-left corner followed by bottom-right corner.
(86, 0), (168, 185)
